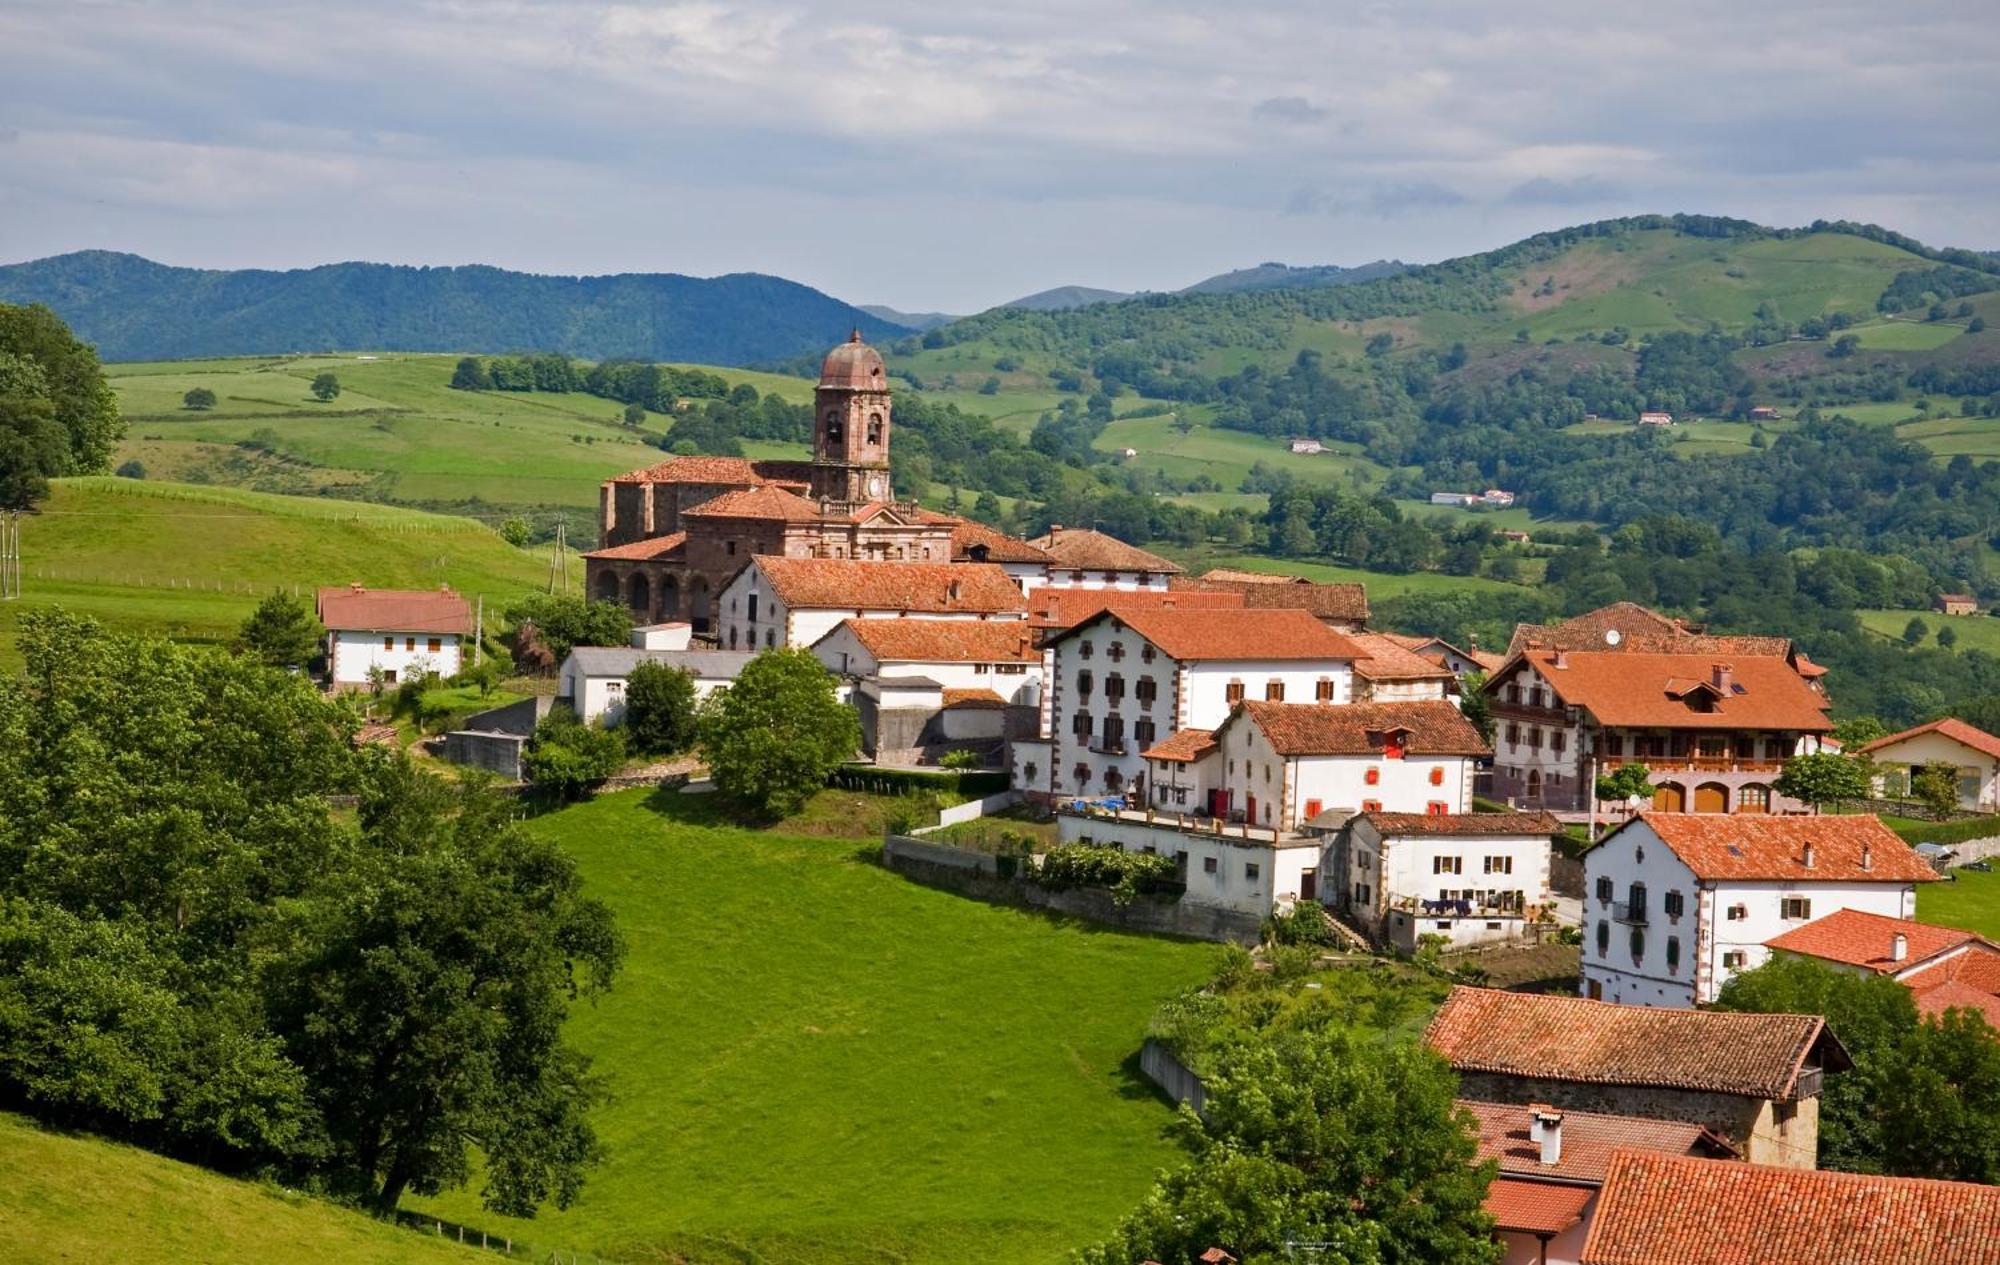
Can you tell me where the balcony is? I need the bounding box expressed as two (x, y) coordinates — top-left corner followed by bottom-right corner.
(1599, 756), (1783, 774)
(1389, 893), (1533, 919)
(1612, 901), (1648, 925)
(1493, 699), (1571, 723)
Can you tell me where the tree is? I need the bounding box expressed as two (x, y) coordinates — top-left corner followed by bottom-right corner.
(1903, 617), (1929, 646)
(114, 459), (145, 479)
(698, 648), (858, 818)
(1912, 760), (1961, 818)
(621, 401), (646, 427)
(522, 707), (626, 800)
(182, 387), (217, 410)
(1774, 751), (1872, 811)
(1829, 334), (1862, 359)
(1971, 317), (1988, 334)
(237, 592), (325, 669)
(499, 516), (532, 548)
(1595, 762), (1655, 805)
(310, 372), (341, 402)
(622, 660), (698, 756)
(1831, 717), (1888, 749)
(1938, 626), (1959, 650)
(502, 594), (632, 667)
(273, 761), (622, 1213)
(449, 357), (491, 390)
(1457, 672), (1493, 743)
(1080, 1027), (1499, 1265)
(0, 304), (123, 477)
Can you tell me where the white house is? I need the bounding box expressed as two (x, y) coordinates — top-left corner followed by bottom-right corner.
(556, 646), (755, 725)
(316, 584), (473, 689)
(1046, 606), (1362, 800)
(809, 618), (1041, 705)
(1024, 526), (1183, 591)
(1580, 813), (1939, 1008)
(1289, 437), (1324, 455)
(1056, 810), (1323, 916)
(1346, 632), (1459, 702)
(1340, 810), (1558, 952)
(933, 516), (1054, 594)
(714, 556), (1027, 652)
(1857, 717), (2000, 812)
(1767, 907), (2000, 1029)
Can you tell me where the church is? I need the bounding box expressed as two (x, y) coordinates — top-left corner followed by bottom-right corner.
(585, 333), (974, 633)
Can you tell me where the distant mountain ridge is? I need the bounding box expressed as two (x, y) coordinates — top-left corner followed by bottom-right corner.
(0, 250), (903, 364)
(992, 260), (1411, 313)
(858, 304), (961, 332)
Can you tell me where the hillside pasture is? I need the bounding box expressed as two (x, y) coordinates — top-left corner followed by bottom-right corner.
(1857, 607), (2000, 654)
(409, 789), (1221, 1264)
(1918, 868), (2000, 940)
(1846, 319), (1969, 352)
(1897, 415), (2000, 463)
(1169, 550), (1528, 599)
(1093, 416), (1382, 492)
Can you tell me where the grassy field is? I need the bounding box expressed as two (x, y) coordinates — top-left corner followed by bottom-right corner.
(1846, 319), (1969, 352)
(409, 788), (1221, 1264)
(1856, 608), (2000, 654)
(0, 1114), (472, 1264)
(0, 478), (561, 667)
(1092, 415), (1384, 492)
(1917, 868), (2000, 939)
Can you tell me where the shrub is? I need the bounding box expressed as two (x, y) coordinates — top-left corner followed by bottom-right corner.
(1266, 899), (1334, 947)
(827, 765), (1007, 798)
(938, 748), (978, 770)
(622, 660), (698, 756)
(524, 707), (626, 800)
(1032, 844), (1182, 907)
(181, 387), (217, 410)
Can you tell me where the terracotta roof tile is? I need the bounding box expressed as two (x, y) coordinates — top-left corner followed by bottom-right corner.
(1504, 649), (1832, 731)
(1026, 527), (1183, 574)
(1238, 700), (1489, 757)
(914, 512), (1055, 565)
(608, 455), (767, 486)
(582, 531), (688, 562)
(1424, 986), (1833, 1100)
(827, 619), (1039, 664)
(1484, 1179), (1594, 1237)
(1901, 947), (2000, 1027)
(1506, 602), (1795, 659)
(1026, 587), (1244, 630)
(315, 585), (473, 636)
(1767, 909), (1981, 973)
(1580, 1151), (2000, 1265)
(683, 485), (825, 523)
(1141, 728), (1219, 763)
(1176, 570), (1371, 622)
(1347, 632), (1460, 682)
(1620, 812), (1939, 883)
(751, 558), (1026, 614)
(1860, 716), (2000, 762)
(1068, 607), (1361, 662)
(1360, 810), (1558, 836)
(940, 687), (1007, 708)
(1459, 1099), (1732, 1186)
(1912, 980), (2000, 1029)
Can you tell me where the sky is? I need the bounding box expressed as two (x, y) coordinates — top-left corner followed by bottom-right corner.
(1, 1), (1996, 313)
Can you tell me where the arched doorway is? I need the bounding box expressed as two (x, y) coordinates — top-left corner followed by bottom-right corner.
(628, 573), (651, 622)
(594, 569), (620, 602)
(1694, 782), (1728, 814)
(659, 576), (680, 619)
(1737, 783), (1771, 814)
(1653, 783), (1686, 812)
(689, 577), (712, 632)
(1526, 768), (1542, 803)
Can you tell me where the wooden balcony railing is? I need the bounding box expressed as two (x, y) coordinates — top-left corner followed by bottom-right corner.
(1599, 755), (1784, 774)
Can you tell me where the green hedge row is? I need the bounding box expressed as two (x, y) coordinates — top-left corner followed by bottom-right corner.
(829, 765), (1009, 799)
(1888, 815), (2000, 848)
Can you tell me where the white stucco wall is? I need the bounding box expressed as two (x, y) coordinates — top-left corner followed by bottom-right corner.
(1865, 731), (2000, 811)
(328, 628), (459, 686)
(1056, 814), (1322, 913)
(717, 566), (1028, 652)
(1345, 821), (1553, 951)
(1182, 659), (1354, 728)
(1043, 568), (1171, 591)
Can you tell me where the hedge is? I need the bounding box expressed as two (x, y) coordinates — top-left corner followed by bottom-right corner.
(1888, 815), (2000, 848)
(828, 764), (1008, 799)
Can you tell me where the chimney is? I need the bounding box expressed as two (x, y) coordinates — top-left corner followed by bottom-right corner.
(1713, 662), (1733, 691)
(1552, 649), (1569, 670)
(1892, 932), (1909, 963)
(1527, 1104), (1551, 1143)
(1534, 1106), (1564, 1166)
(1861, 842), (1873, 872)
(947, 579), (962, 602)
(1803, 842), (1815, 870)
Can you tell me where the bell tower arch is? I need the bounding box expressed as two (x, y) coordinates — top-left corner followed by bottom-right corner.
(811, 331), (894, 506)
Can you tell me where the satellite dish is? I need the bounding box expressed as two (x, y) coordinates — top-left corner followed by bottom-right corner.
(1605, 629), (1623, 646)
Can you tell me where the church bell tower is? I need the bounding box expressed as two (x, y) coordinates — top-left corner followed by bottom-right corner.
(810, 331), (894, 506)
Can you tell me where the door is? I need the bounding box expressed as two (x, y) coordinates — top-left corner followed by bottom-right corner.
(1209, 788), (1230, 818)
(1300, 869), (1318, 902)
(1587, 979), (1603, 1001)
(1694, 782), (1728, 814)
(1245, 794), (1258, 825)
(1653, 782), (1686, 812)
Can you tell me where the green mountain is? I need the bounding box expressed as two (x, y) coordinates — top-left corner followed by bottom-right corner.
(1000, 284), (1133, 311)
(0, 250), (903, 365)
(1179, 259), (1406, 294)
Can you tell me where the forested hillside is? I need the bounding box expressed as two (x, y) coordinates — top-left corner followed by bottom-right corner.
(0, 251), (904, 364)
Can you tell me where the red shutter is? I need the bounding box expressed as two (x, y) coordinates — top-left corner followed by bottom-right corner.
(1304, 798), (1323, 820)
(1430, 766), (1445, 786)
(1365, 768), (1380, 786)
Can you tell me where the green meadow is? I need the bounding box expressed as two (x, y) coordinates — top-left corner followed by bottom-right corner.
(410, 788), (1221, 1265)
(1857, 608), (2000, 655)
(1917, 868), (2000, 940)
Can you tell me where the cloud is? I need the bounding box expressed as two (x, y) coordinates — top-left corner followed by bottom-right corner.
(1368, 182), (1470, 215)
(1505, 175), (1628, 206)
(1253, 95), (1326, 124)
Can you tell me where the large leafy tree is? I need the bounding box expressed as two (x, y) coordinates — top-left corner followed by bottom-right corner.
(503, 593), (632, 667)
(0, 303), (123, 480)
(699, 648), (858, 817)
(237, 592), (325, 669)
(1773, 752), (1872, 811)
(622, 659), (698, 755)
(1081, 1027), (1499, 1265)
(273, 761), (622, 1212)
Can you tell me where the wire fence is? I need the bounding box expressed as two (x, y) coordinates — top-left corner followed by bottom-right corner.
(390, 1210), (618, 1264)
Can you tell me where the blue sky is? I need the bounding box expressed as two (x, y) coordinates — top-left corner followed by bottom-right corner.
(1, 0), (1995, 311)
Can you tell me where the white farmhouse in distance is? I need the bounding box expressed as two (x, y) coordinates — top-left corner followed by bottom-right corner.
(316, 584), (473, 689)
(1580, 813), (1938, 1008)
(1289, 437), (1324, 455)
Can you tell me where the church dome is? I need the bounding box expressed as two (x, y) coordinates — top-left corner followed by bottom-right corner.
(818, 330), (887, 390)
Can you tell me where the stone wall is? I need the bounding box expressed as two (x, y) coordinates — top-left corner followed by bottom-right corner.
(880, 834), (1265, 944)
(1453, 1071), (1812, 1166)
(442, 730), (528, 781)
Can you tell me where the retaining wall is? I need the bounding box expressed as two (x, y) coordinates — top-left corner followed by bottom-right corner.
(1139, 1039), (1208, 1116)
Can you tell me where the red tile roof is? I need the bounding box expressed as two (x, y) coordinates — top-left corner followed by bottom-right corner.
(940, 687), (1007, 709)
(828, 618), (1039, 664)
(1860, 716), (2000, 762)
(683, 485), (825, 523)
(1237, 699), (1489, 757)
(1026, 527), (1184, 574)
(1507, 649), (1832, 731)
(1902, 947), (2000, 1028)
(1621, 812), (1939, 884)
(1141, 728), (1219, 763)
(316, 585), (473, 635)
(914, 512), (1054, 565)
(1026, 587), (1244, 630)
(1459, 1099), (1732, 1186)
(1360, 810), (1558, 836)
(1346, 632), (1460, 683)
(1767, 909), (1981, 973)
(1484, 1179), (1593, 1238)
(1506, 602), (1794, 660)
(1911, 980), (2000, 1029)
(750, 558), (1027, 614)
(608, 455), (767, 486)
(1177, 570), (1371, 622)
(1580, 1150), (2000, 1265)
(582, 531), (688, 562)
(1073, 607), (1361, 662)
(1425, 986), (1836, 1100)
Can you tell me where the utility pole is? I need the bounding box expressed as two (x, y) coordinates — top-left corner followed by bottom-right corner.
(474, 594), (484, 667)
(0, 512), (19, 601)
(547, 522), (570, 594)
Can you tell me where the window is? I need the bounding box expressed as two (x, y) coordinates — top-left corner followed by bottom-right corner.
(1781, 896), (1813, 921)
(1723, 950), (1747, 969)
(1203, 856), (1218, 874)
(1135, 677), (1157, 705)
(1737, 783), (1770, 813)
(1430, 766), (1445, 786)
(1105, 673), (1125, 701)
(1076, 670), (1093, 698)
(1527, 726), (1542, 750)
(1505, 722), (1520, 745)
(1101, 716), (1125, 749)
(1626, 882), (1648, 921)
(1245, 863), (1260, 881)
(1226, 680), (1245, 705)
(1596, 876), (1614, 903)
(1596, 920), (1610, 955)
(405, 637), (417, 651)
(1365, 767), (1380, 785)
(1506, 685), (1520, 704)
(1484, 855), (1514, 875)
(1361, 799), (1382, 812)
(1072, 763), (1090, 785)
(1266, 680), (1285, 702)
(1629, 927), (1645, 963)
(606, 680), (624, 697)
(1551, 731), (1566, 754)
(1135, 719), (1157, 746)
(1079, 641), (1093, 659)
(1304, 798), (1323, 819)
(1141, 644), (1156, 664)
(1664, 890), (1685, 919)
(726, 540), (737, 556)
(866, 413), (883, 444)
(1433, 855), (1464, 875)
(1024, 762), (1038, 784)
(427, 638), (442, 654)
(1427, 801), (1449, 816)
(1072, 710), (1093, 737)
(1727, 903), (1747, 920)
(1107, 641), (1125, 662)
(1316, 678), (1335, 702)
(381, 669), (398, 684)
(383, 636), (394, 650)
(1666, 936), (1682, 973)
